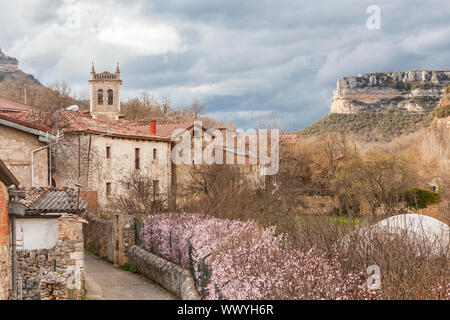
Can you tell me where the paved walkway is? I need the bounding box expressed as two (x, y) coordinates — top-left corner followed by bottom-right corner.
(84, 253), (176, 300)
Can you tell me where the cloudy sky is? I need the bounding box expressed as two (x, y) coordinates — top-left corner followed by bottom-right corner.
(0, 0), (449, 130)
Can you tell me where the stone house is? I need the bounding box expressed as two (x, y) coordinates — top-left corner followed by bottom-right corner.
(0, 158), (20, 300)
(52, 110), (172, 219)
(46, 66), (173, 219)
(143, 122), (268, 206)
(10, 186), (87, 300)
(0, 113), (52, 187)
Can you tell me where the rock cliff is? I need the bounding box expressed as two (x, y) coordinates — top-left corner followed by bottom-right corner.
(0, 48), (19, 73)
(331, 70), (450, 113)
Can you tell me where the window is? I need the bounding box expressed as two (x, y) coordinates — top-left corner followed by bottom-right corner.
(98, 89), (104, 105)
(135, 148), (140, 169)
(153, 180), (160, 196)
(107, 89), (113, 105)
(153, 148), (158, 160)
(106, 146), (111, 159)
(106, 182), (111, 197)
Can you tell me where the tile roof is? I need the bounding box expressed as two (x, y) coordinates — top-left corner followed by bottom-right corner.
(132, 122), (192, 138)
(0, 97), (35, 113)
(112, 118), (192, 138)
(57, 111), (171, 141)
(4, 110), (172, 141)
(10, 186), (87, 214)
(0, 112), (52, 134)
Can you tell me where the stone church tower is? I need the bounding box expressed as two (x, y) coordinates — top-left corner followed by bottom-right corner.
(88, 63), (122, 121)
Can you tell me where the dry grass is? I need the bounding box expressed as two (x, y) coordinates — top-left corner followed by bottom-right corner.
(287, 215), (449, 300)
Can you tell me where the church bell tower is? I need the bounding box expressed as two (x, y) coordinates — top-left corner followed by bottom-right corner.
(88, 63), (122, 121)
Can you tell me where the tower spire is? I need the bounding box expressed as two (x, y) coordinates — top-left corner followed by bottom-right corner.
(115, 62), (120, 74)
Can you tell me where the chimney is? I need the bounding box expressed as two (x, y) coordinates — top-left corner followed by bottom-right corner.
(150, 120), (156, 135)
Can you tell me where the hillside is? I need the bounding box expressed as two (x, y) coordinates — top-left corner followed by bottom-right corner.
(431, 85), (450, 119)
(300, 109), (432, 141)
(301, 71), (449, 142)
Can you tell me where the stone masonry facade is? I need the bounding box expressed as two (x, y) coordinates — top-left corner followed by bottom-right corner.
(16, 217), (85, 300)
(0, 125), (49, 187)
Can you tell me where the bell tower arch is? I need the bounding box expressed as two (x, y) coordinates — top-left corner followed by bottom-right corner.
(89, 63), (122, 121)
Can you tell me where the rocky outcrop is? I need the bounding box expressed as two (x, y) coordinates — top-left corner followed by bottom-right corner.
(0, 49), (18, 73)
(331, 70), (450, 114)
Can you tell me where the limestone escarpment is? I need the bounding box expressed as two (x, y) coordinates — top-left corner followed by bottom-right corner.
(331, 70), (450, 114)
(0, 48), (19, 73)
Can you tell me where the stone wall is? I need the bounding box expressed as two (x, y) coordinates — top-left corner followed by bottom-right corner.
(128, 245), (200, 300)
(83, 211), (134, 265)
(16, 216), (85, 300)
(0, 182), (11, 300)
(83, 212), (114, 262)
(40, 269), (84, 300)
(114, 214), (135, 265)
(0, 125), (49, 187)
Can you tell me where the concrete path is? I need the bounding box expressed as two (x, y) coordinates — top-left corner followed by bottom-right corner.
(84, 253), (176, 300)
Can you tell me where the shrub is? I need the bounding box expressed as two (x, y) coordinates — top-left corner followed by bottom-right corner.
(432, 104), (450, 119)
(141, 213), (377, 300)
(405, 188), (441, 209)
(287, 215), (449, 300)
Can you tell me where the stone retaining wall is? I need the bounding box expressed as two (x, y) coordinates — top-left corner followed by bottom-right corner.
(16, 217), (85, 300)
(127, 245), (200, 300)
(83, 212), (114, 262)
(83, 212), (134, 265)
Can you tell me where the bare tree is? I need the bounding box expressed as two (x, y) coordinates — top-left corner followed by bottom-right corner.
(114, 170), (167, 221)
(188, 98), (205, 120)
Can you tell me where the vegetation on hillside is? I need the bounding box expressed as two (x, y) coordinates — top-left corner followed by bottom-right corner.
(431, 85), (450, 119)
(431, 104), (450, 119)
(0, 72), (89, 110)
(300, 109), (432, 141)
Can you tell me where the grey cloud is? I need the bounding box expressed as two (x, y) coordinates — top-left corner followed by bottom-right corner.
(0, 0), (448, 130)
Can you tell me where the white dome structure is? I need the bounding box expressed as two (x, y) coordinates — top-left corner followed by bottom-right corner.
(337, 214), (449, 255)
(373, 214), (449, 249)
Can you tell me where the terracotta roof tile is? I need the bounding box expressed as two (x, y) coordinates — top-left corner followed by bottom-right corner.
(0, 97), (36, 113)
(0, 112), (52, 134)
(60, 111), (171, 141)
(4, 110), (171, 141)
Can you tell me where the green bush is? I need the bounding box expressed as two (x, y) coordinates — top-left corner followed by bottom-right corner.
(431, 104), (450, 119)
(405, 188), (440, 209)
(119, 263), (138, 273)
